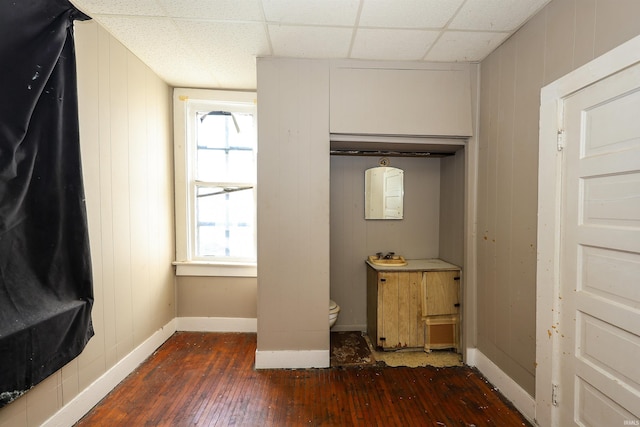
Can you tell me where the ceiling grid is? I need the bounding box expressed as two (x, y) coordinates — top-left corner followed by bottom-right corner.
(71, 0), (550, 89)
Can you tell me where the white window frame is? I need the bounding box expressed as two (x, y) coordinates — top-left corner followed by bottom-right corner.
(173, 88), (257, 277)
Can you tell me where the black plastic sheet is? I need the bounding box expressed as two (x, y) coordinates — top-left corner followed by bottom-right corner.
(0, 0), (93, 407)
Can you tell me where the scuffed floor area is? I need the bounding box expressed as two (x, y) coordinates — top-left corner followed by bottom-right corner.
(331, 331), (463, 368)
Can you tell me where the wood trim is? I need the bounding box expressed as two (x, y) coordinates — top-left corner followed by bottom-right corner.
(254, 350), (330, 369)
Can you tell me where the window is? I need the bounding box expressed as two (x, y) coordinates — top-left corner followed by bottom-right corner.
(173, 89), (257, 276)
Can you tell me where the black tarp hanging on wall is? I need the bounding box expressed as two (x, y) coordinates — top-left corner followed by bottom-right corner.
(0, 0), (93, 407)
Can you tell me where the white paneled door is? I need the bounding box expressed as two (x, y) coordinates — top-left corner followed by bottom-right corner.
(557, 61), (640, 425)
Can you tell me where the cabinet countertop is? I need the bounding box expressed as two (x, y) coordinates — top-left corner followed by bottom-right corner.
(365, 258), (460, 272)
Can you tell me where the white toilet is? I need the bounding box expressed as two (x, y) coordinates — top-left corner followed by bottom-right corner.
(329, 299), (340, 328)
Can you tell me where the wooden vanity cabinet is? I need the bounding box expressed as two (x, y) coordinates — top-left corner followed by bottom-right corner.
(367, 261), (461, 352)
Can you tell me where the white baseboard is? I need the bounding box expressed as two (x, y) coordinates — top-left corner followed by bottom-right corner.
(466, 348), (536, 424)
(255, 350), (330, 369)
(41, 318), (177, 427)
(176, 316), (257, 332)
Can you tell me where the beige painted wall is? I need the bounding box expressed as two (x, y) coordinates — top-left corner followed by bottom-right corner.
(257, 58), (473, 358)
(439, 150), (465, 268)
(176, 276), (257, 318)
(330, 156), (443, 330)
(477, 0), (640, 396)
(0, 21), (175, 426)
(256, 58), (331, 353)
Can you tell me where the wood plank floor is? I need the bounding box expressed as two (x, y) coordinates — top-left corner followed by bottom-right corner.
(76, 332), (532, 426)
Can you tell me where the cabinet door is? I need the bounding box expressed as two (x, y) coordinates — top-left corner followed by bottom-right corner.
(422, 271), (460, 316)
(377, 271), (425, 349)
(377, 272), (398, 348)
(402, 271), (425, 348)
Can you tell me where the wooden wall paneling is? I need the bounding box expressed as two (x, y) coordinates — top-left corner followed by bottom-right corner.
(127, 52), (152, 343)
(94, 25), (118, 372)
(144, 68), (174, 327)
(0, 20), (175, 427)
(108, 36), (134, 359)
(438, 151), (465, 267)
(509, 16), (545, 391)
(73, 21), (107, 400)
(256, 59), (329, 355)
(593, 0), (640, 61)
(494, 36), (516, 356)
(481, 51), (500, 349)
(300, 59), (331, 338)
(544, 0), (576, 85)
(477, 0), (640, 397)
(255, 59), (280, 346)
(23, 374), (60, 426)
(573, 0), (597, 69)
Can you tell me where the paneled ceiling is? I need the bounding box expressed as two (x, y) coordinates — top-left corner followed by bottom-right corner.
(71, 0), (550, 90)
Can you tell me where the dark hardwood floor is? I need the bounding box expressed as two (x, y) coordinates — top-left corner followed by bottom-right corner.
(76, 332), (531, 426)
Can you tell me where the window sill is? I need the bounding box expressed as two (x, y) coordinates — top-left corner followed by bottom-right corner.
(173, 261), (257, 278)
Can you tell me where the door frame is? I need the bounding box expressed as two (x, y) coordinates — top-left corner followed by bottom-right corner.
(536, 34), (640, 427)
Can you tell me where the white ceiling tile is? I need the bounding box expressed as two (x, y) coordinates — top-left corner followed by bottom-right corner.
(262, 0), (360, 26)
(175, 20), (270, 89)
(351, 29), (439, 61)
(95, 15), (220, 87)
(157, 0), (264, 21)
(268, 25), (352, 57)
(424, 31), (509, 62)
(76, 0), (551, 88)
(359, 0), (465, 29)
(71, 0), (164, 16)
(206, 57), (259, 90)
(175, 20), (270, 56)
(449, 0), (550, 31)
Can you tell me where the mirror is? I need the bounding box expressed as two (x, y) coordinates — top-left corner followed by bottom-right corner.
(365, 166), (404, 219)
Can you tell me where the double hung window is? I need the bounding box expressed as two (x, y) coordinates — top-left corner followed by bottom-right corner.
(173, 89), (257, 276)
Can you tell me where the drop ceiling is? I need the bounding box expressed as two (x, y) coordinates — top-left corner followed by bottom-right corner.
(71, 0), (550, 90)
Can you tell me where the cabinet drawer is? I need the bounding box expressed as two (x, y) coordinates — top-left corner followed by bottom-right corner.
(424, 314), (459, 352)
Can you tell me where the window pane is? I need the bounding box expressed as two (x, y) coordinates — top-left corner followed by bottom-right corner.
(196, 112), (255, 183)
(195, 186), (255, 259)
(197, 149), (255, 183)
